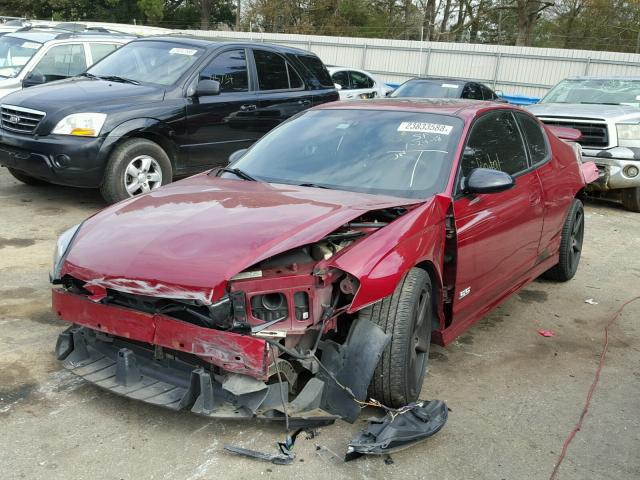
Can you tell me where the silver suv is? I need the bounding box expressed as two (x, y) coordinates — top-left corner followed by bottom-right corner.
(0, 26), (133, 99)
(528, 76), (640, 212)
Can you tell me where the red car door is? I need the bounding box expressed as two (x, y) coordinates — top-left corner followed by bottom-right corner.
(451, 110), (545, 329)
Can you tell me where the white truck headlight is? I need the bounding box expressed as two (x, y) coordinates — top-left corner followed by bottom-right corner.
(616, 123), (640, 147)
(51, 223), (81, 282)
(52, 113), (106, 137)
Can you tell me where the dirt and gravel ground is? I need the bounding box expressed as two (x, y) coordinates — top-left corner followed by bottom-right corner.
(0, 167), (639, 480)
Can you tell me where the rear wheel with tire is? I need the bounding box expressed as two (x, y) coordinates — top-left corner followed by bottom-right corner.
(543, 198), (584, 282)
(621, 187), (640, 212)
(7, 168), (48, 186)
(100, 138), (172, 204)
(361, 268), (434, 408)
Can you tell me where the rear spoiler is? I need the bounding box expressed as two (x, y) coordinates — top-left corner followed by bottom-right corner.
(547, 125), (582, 142)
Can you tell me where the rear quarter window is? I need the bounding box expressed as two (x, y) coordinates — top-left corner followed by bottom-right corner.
(295, 54), (333, 88)
(89, 43), (119, 64)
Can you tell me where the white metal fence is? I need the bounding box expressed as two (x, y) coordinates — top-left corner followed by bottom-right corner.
(177, 29), (640, 98)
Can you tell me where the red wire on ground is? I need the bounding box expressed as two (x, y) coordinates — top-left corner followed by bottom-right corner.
(549, 295), (640, 480)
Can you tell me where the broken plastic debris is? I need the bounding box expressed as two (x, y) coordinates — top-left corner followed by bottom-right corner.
(224, 445), (294, 465)
(224, 428), (314, 465)
(345, 400), (448, 460)
(538, 329), (555, 337)
(585, 298), (598, 305)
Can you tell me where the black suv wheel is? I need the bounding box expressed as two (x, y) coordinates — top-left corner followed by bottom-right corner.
(100, 138), (172, 204)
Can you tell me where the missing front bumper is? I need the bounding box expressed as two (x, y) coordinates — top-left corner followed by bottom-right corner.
(56, 318), (390, 425)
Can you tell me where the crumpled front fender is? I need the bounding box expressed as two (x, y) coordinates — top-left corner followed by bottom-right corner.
(329, 194), (451, 312)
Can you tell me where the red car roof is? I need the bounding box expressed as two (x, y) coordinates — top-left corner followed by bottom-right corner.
(313, 98), (517, 121)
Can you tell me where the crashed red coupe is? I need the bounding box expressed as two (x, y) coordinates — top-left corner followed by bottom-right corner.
(51, 99), (598, 424)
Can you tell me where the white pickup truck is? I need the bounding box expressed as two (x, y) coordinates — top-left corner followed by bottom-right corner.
(528, 76), (640, 212)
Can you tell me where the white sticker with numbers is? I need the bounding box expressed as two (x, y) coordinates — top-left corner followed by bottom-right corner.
(397, 122), (453, 135)
(169, 48), (197, 56)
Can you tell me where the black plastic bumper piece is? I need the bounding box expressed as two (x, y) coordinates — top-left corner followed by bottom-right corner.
(0, 132), (106, 187)
(345, 400), (448, 459)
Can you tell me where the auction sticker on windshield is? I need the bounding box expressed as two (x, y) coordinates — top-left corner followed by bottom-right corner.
(21, 42), (40, 49)
(169, 48), (197, 56)
(398, 122), (453, 135)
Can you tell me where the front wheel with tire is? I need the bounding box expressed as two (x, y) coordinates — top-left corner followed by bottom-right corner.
(361, 268), (434, 408)
(543, 198), (584, 282)
(7, 168), (48, 186)
(622, 187), (640, 212)
(100, 138), (172, 204)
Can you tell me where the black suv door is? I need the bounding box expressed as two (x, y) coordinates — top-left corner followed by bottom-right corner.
(184, 48), (262, 169)
(251, 48), (314, 131)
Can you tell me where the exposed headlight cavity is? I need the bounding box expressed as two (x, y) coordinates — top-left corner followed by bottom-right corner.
(51, 223), (81, 281)
(52, 113), (107, 137)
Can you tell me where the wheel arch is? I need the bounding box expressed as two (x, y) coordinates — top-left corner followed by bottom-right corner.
(413, 260), (444, 331)
(101, 118), (179, 174)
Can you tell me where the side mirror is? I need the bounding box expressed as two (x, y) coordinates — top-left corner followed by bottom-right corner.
(195, 79), (220, 96)
(333, 83), (343, 91)
(22, 71), (46, 87)
(385, 90), (394, 97)
(228, 148), (248, 164)
(464, 168), (514, 194)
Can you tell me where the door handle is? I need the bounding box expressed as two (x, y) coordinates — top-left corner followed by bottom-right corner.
(240, 104), (257, 111)
(297, 99), (311, 106)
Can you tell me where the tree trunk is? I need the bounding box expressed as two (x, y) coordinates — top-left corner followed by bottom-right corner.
(200, 0), (211, 30)
(440, 0), (452, 38)
(422, 0), (437, 40)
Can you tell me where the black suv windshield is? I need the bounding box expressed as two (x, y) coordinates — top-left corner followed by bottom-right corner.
(391, 80), (463, 98)
(542, 78), (640, 106)
(0, 36), (41, 78)
(87, 41), (204, 86)
(226, 109), (463, 199)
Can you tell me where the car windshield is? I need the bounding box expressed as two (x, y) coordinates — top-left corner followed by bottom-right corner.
(224, 109), (464, 199)
(541, 78), (640, 106)
(0, 36), (41, 78)
(87, 40), (204, 86)
(391, 80), (462, 98)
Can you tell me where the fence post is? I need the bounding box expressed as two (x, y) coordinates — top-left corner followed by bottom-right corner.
(492, 52), (502, 89)
(584, 57), (591, 75)
(423, 47), (431, 76)
(361, 44), (368, 69)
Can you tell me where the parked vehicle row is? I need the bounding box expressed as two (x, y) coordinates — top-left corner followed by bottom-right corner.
(0, 36), (338, 203)
(0, 30), (620, 425)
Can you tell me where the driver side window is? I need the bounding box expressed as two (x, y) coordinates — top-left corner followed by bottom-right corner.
(460, 110), (529, 181)
(199, 49), (248, 93)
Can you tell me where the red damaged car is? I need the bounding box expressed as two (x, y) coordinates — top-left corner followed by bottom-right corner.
(51, 99), (598, 424)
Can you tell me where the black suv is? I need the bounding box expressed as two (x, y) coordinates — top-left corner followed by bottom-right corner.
(0, 36), (338, 203)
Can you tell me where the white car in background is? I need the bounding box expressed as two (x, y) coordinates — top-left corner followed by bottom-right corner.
(327, 66), (393, 100)
(0, 27), (133, 99)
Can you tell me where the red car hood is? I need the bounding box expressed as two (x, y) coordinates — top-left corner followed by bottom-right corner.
(62, 174), (420, 304)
